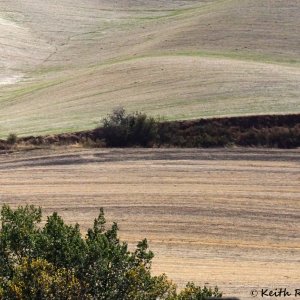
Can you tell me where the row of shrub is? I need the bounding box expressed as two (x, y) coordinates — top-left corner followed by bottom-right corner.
(0, 205), (222, 299)
(2, 109), (299, 149)
(96, 109), (300, 148)
(157, 120), (300, 148)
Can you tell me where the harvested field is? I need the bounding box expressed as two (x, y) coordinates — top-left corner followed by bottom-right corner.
(0, 147), (299, 299)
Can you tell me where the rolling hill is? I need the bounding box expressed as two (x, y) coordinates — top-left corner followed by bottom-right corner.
(0, 0), (299, 137)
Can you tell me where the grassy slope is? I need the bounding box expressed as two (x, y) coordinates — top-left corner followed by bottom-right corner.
(0, 0), (299, 138)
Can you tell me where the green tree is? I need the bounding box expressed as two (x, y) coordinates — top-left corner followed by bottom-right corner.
(177, 283), (222, 300)
(0, 205), (42, 279)
(2, 258), (84, 300)
(38, 212), (86, 269)
(0, 205), (222, 299)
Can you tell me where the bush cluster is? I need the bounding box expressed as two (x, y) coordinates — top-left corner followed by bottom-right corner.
(6, 133), (18, 145)
(101, 107), (158, 147)
(0, 205), (222, 300)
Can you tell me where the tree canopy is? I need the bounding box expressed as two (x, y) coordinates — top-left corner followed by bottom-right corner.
(0, 205), (222, 299)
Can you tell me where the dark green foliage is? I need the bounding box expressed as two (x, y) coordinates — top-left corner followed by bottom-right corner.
(0, 205), (221, 299)
(38, 212), (87, 269)
(101, 107), (158, 147)
(6, 133), (17, 145)
(177, 283), (222, 300)
(0, 205), (41, 275)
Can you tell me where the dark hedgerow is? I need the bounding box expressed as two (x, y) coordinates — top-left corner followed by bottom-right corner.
(11, 112), (300, 149)
(0, 205), (222, 300)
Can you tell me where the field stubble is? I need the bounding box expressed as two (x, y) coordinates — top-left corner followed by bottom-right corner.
(0, 147), (299, 299)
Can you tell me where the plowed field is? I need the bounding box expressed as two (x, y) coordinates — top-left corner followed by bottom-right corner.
(0, 147), (299, 299)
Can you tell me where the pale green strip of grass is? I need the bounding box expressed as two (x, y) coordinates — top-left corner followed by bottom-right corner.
(88, 50), (300, 73)
(135, 0), (235, 21)
(172, 51), (300, 67)
(0, 80), (64, 106)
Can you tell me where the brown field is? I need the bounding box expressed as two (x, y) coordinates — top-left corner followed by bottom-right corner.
(0, 147), (299, 299)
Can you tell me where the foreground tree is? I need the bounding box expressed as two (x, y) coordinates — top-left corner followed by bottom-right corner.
(0, 205), (222, 299)
(4, 258), (82, 299)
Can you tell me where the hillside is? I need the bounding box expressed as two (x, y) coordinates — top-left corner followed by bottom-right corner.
(0, 0), (299, 137)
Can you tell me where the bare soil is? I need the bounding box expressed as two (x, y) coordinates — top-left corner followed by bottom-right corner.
(0, 147), (299, 299)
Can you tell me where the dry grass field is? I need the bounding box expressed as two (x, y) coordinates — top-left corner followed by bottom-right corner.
(0, 147), (299, 299)
(0, 0), (300, 137)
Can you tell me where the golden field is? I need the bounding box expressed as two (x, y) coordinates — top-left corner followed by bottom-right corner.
(0, 147), (299, 299)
